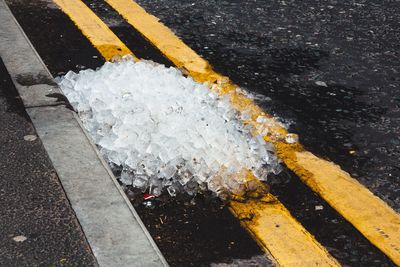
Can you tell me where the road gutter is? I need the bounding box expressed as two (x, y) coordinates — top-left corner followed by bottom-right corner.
(0, 1), (168, 266)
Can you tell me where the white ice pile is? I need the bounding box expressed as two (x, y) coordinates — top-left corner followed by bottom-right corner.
(58, 58), (282, 197)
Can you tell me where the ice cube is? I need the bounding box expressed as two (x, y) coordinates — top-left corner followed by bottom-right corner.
(132, 175), (148, 190)
(120, 168), (134, 185)
(285, 133), (299, 144)
(160, 165), (177, 179)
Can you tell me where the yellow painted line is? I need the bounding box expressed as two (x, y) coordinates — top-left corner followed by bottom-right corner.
(223, 171), (340, 266)
(230, 193), (340, 266)
(53, 0), (133, 61)
(52, 1), (341, 265)
(105, 0), (400, 264)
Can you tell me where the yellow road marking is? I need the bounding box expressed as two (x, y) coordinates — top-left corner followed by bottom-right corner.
(53, 1), (341, 265)
(53, 0), (133, 61)
(105, 0), (400, 264)
(230, 194), (340, 266)
(295, 152), (400, 263)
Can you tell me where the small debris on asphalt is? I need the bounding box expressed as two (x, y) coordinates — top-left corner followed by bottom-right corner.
(143, 193), (155, 200)
(315, 81), (328, 87)
(143, 200), (156, 209)
(315, 205), (324, 211)
(23, 135), (37, 141)
(12, 235), (27, 242)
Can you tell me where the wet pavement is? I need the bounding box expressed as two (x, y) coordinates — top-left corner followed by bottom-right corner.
(0, 57), (97, 266)
(133, 193), (270, 266)
(4, 0), (399, 266)
(135, 0), (400, 212)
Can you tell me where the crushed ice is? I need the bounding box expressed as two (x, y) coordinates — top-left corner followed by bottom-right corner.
(57, 58), (282, 198)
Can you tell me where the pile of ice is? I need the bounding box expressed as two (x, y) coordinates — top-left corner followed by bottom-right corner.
(57, 58), (282, 197)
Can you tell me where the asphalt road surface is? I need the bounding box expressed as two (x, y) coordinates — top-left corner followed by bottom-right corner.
(3, 0), (399, 266)
(135, 0), (400, 213)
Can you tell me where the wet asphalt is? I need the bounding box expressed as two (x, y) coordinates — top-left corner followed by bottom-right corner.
(4, 0), (399, 266)
(135, 0), (400, 213)
(0, 58), (97, 266)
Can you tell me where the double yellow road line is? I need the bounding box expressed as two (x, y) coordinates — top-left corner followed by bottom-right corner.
(52, 0), (400, 265)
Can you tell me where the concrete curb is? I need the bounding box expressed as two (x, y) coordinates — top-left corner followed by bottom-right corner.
(0, 1), (168, 266)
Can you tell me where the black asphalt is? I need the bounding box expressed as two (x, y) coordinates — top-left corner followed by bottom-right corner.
(92, 0), (397, 265)
(135, 0), (400, 212)
(0, 58), (97, 266)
